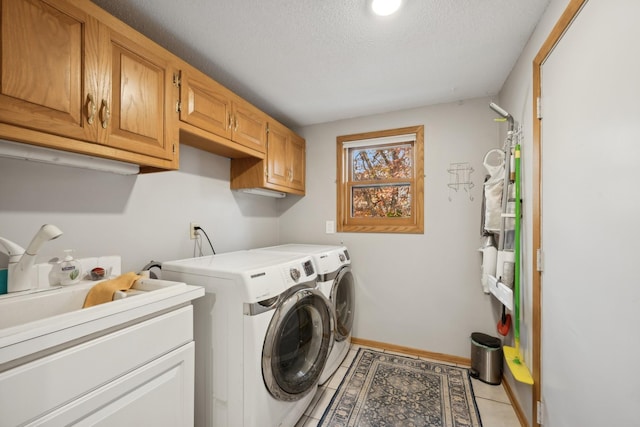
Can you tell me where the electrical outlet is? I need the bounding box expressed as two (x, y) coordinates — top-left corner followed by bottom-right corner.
(190, 222), (199, 239)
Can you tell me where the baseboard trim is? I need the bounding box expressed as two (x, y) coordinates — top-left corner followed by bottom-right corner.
(501, 375), (529, 427)
(351, 337), (471, 366)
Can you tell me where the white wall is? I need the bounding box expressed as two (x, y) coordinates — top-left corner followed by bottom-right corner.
(0, 145), (280, 274)
(280, 97), (501, 358)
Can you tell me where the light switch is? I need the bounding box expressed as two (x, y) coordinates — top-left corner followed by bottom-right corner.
(325, 220), (335, 234)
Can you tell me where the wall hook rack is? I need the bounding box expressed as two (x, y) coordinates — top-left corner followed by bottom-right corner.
(447, 162), (475, 201)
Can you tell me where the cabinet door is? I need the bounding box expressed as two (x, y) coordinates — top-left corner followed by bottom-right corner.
(267, 123), (306, 192)
(266, 122), (290, 188)
(0, 0), (98, 142)
(288, 133), (306, 192)
(232, 99), (267, 153)
(32, 343), (195, 427)
(179, 69), (233, 139)
(106, 30), (174, 160)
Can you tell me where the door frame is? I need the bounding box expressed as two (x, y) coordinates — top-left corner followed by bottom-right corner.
(531, 1), (587, 425)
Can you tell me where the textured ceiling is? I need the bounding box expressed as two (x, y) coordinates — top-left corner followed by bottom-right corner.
(90, 0), (550, 128)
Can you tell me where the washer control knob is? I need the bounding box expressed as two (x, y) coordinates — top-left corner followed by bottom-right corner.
(290, 268), (301, 282)
(339, 253), (346, 262)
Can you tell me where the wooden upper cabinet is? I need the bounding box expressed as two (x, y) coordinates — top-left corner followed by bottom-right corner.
(266, 121), (305, 192)
(265, 123), (289, 187)
(106, 30), (174, 160)
(178, 69), (233, 140)
(0, 0), (178, 169)
(288, 132), (306, 191)
(177, 67), (266, 154)
(230, 120), (305, 195)
(0, 0), (98, 142)
(231, 98), (267, 153)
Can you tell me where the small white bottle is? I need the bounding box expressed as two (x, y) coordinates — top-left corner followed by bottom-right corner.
(57, 249), (82, 285)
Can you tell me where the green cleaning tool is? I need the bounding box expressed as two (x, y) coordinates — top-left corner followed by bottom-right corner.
(503, 144), (534, 385)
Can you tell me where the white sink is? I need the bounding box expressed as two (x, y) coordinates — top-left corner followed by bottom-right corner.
(0, 278), (182, 331)
(0, 278), (203, 369)
(0, 284), (91, 330)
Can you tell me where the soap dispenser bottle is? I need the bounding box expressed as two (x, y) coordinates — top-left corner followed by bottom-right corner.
(57, 249), (82, 285)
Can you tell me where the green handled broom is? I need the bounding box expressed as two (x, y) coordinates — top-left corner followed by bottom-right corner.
(503, 144), (534, 385)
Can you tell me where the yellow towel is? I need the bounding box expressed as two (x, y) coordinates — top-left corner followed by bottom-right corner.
(83, 272), (141, 308)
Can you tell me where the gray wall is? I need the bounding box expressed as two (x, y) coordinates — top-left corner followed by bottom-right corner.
(0, 145), (280, 272)
(281, 97), (500, 358)
(1, 99), (502, 365)
(498, 0), (570, 422)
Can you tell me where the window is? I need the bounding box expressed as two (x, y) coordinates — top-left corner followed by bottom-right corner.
(337, 125), (424, 233)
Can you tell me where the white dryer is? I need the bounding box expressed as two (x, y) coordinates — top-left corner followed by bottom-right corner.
(162, 250), (333, 427)
(254, 244), (355, 385)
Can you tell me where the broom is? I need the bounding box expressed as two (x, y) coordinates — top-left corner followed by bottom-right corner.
(503, 144), (534, 385)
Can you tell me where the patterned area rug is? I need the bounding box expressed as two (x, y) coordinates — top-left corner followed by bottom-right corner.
(319, 349), (482, 427)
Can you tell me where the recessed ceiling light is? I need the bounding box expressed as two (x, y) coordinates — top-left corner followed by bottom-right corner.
(371, 0), (402, 16)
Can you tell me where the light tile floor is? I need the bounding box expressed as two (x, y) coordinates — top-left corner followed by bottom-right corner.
(296, 343), (522, 427)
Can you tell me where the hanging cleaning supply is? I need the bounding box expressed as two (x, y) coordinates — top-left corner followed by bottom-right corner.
(482, 149), (506, 233)
(56, 249), (82, 285)
(497, 304), (511, 336)
(479, 244), (497, 293)
(503, 144), (534, 385)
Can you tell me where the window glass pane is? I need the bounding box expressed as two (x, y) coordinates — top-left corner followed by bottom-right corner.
(351, 184), (412, 218)
(350, 144), (413, 181)
(337, 125), (423, 233)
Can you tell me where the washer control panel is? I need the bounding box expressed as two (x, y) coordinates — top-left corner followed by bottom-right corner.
(288, 260), (315, 282)
(289, 268), (301, 282)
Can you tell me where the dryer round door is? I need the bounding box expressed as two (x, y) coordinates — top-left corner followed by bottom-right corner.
(331, 266), (355, 342)
(262, 287), (333, 401)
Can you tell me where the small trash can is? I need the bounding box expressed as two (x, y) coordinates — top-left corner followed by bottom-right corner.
(470, 332), (503, 385)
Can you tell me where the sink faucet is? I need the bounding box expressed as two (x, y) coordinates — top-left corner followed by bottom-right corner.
(0, 224), (63, 293)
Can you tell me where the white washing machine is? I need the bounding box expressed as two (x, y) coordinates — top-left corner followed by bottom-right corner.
(254, 244), (355, 385)
(162, 250), (333, 427)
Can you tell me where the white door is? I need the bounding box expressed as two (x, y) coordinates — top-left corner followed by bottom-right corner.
(540, 1), (640, 425)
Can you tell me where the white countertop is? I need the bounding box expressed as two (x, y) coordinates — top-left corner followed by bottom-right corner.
(0, 278), (204, 370)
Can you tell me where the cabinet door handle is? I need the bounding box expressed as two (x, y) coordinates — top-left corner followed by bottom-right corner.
(100, 100), (110, 129)
(234, 116), (239, 131)
(86, 94), (96, 125)
(228, 114), (233, 130)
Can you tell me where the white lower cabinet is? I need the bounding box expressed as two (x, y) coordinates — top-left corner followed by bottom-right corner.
(0, 306), (195, 426)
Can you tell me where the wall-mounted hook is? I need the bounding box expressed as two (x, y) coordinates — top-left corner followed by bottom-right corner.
(447, 162), (475, 201)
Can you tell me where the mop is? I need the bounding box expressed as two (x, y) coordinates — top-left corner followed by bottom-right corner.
(502, 144), (534, 385)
